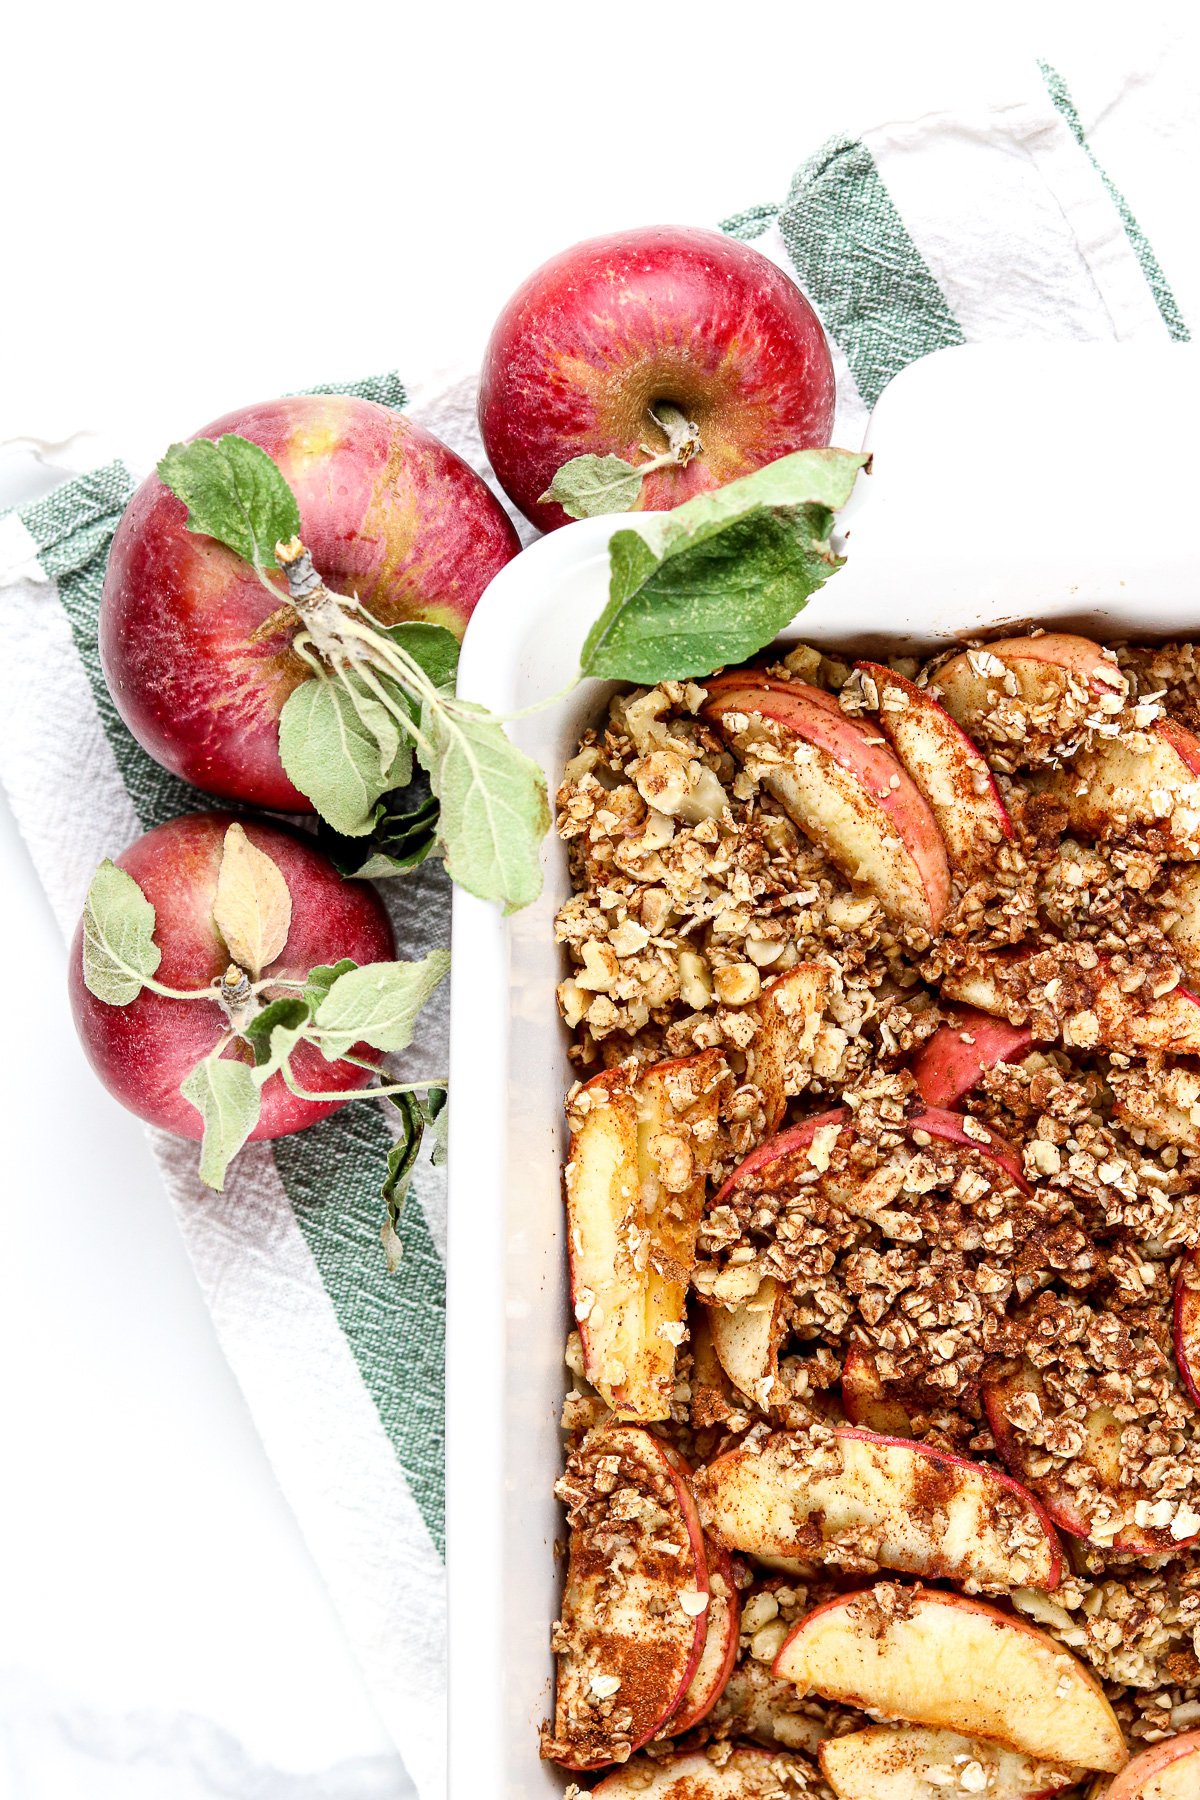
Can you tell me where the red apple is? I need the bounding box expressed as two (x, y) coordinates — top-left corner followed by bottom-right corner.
(1105, 1728), (1200, 1800)
(661, 1536), (741, 1736)
(712, 1109), (849, 1209)
(478, 226), (835, 531)
(68, 812), (395, 1139)
(910, 1007), (1034, 1110)
(100, 394), (520, 809)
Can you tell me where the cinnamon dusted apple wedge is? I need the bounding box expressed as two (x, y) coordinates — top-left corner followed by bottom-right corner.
(566, 1049), (727, 1419)
(592, 1746), (828, 1800)
(707, 1277), (789, 1411)
(850, 661), (1013, 876)
(695, 1426), (1061, 1593)
(544, 1425), (710, 1768)
(773, 1584), (1128, 1774)
(702, 677), (951, 933)
(819, 1725), (1083, 1800)
(1044, 715), (1200, 857)
(658, 1536), (741, 1737)
(932, 632), (1128, 771)
(982, 1354), (1200, 1553)
(942, 948), (1200, 1055)
(1174, 1249), (1200, 1409)
(909, 1007), (1034, 1110)
(1106, 1728), (1200, 1800)
(840, 1347), (914, 1438)
(745, 961), (830, 1136)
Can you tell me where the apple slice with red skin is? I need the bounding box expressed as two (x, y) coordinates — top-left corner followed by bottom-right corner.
(566, 1049), (725, 1420)
(1105, 1728), (1200, 1800)
(854, 661), (1013, 876)
(910, 1007), (1034, 1110)
(933, 633), (1128, 768)
(1173, 1249), (1200, 1410)
(696, 1426), (1060, 1593)
(907, 1103), (1032, 1197)
(942, 952), (1200, 1056)
(983, 1356), (1200, 1554)
(707, 1277), (789, 1410)
(773, 1585), (1128, 1774)
(591, 1746), (822, 1800)
(546, 1425), (710, 1769)
(841, 1347), (914, 1438)
(703, 681), (951, 932)
(819, 1725), (1083, 1800)
(660, 1537), (741, 1737)
(1044, 716), (1200, 857)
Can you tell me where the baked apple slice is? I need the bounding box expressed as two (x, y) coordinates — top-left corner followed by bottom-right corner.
(1174, 1249), (1200, 1409)
(703, 680), (951, 932)
(1044, 716), (1200, 857)
(910, 1007), (1034, 1110)
(853, 661), (1013, 875)
(840, 1347), (914, 1438)
(592, 1746), (822, 1800)
(707, 1277), (788, 1410)
(695, 1427), (1060, 1593)
(660, 1537), (740, 1737)
(745, 962), (830, 1135)
(907, 1104), (1031, 1196)
(942, 952), (1200, 1055)
(983, 1355), (1200, 1553)
(544, 1425), (709, 1768)
(932, 633), (1128, 769)
(566, 1049), (726, 1419)
(1106, 1728), (1200, 1800)
(773, 1585), (1128, 1774)
(819, 1725), (1082, 1800)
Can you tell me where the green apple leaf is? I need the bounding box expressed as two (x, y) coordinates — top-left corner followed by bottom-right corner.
(380, 1085), (448, 1272)
(317, 779), (441, 880)
(302, 958), (358, 1013)
(312, 949), (451, 1062)
(278, 676), (397, 837)
(157, 434), (301, 570)
(376, 621), (461, 693)
(418, 700), (549, 914)
(181, 1052), (262, 1190)
(539, 454), (646, 520)
(241, 996), (311, 1075)
(81, 859), (162, 1006)
(425, 1085), (448, 1167)
(580, 447), (871, 682)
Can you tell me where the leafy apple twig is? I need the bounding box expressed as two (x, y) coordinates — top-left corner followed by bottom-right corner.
(158, 435), (548, 915)
(538, 402), (703, 520)
(156, 432), (871, 913)
(82, 823), (448, 1263)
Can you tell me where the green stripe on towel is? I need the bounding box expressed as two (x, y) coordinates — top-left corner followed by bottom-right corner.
(775, 135), (966, 407)
(1038, 60), (1190, 345)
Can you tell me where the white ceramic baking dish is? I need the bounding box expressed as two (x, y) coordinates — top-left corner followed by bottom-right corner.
(445, 339), (1200, 1800)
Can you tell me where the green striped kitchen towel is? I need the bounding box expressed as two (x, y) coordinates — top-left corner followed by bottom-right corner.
(0, 55), (1188, 1800)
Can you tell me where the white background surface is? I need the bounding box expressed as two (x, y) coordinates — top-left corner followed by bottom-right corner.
(1, 3), (1197, 1794)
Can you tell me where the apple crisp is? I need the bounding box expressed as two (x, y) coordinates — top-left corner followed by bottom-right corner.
(546, 633), (1200, 1795)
